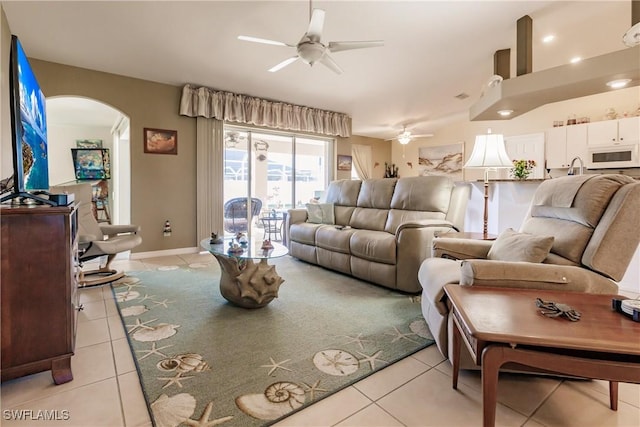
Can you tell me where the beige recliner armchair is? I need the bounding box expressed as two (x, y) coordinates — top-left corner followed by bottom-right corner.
(51, 183), (142, 287)
(419, 174), (640, 368)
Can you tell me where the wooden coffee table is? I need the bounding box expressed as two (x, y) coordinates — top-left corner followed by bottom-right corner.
(444, 284), (640, 427)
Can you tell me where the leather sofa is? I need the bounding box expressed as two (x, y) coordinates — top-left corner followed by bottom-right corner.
(284, 176), (471, 293)
(419, 174), (640, 368)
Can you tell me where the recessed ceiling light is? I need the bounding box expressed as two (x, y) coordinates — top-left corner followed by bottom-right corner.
(497, 109), (514, 117)
(606, 79), (632, 89)
(542, 35), (555, 43)
(570, 57), (582, 64)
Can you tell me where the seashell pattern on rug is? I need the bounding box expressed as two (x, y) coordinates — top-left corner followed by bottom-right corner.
(409, 318), (432, 339)
(312, 349), (359, 376)
(157, 353), (211, 374)
(115, 290), (140, 302)
(150, 393), (196, 427)
(236, 382), (305, 420)
(133, 323), (180, 342)
(120, 305), (149, 317)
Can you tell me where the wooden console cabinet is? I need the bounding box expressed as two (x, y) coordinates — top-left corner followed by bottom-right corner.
(1, 203), (79, 384)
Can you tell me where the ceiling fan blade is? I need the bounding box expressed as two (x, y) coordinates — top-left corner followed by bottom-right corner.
(238, 35), (292, 47)
(328, 40), (384, 53)
(319, 53), (343, 75)
(268, 56), (299, 72)
(411, 134), (434, 138)
(306, 8), (325, 42)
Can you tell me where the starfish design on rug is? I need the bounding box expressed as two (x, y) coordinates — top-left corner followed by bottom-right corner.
(356, 350), (388, 370)
(157, 372), (194, 389)
(260, 357), (293, 376)
(184, 401), (233, 427)
(150, 298), (175, 308)
(136, 342), (173, 360)
(386, 326), (420, 344)
(126, 318), (158, 334)
(301, 379), (328, 401)
(138, 294), (156, 302)
(340, 333), (372, 350)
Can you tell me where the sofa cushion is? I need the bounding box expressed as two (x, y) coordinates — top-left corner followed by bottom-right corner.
(487, 228), (554, 263)
(316, 226), (355, 254)
(350, 207), (389, 232)
(306, 203), (335, 224)
(350, 230), (396, 264)
(334, 206), (356, 226)
(356, 178), (397, 208)
(289, 222), (325, 246)
(325, 180), (362, 206)
(390, 176), (453, 213)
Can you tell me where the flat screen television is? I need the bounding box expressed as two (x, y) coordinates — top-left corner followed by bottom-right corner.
(0, 35), (53, 205)
(71, 148), (111, 180)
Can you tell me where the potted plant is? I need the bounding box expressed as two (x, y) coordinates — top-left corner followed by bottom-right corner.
(510, 159), (536, 180)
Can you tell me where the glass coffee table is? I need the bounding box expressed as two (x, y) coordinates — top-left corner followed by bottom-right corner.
(201, 237), (289, 308)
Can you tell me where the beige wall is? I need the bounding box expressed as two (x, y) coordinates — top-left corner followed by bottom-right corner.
(1, 6), (11, 179)
(25, 59), (197, 253)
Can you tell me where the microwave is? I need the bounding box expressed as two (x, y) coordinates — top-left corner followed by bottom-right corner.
(587, 144), (640, 169)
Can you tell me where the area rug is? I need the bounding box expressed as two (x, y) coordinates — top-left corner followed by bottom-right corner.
(112, 256), (434, 427)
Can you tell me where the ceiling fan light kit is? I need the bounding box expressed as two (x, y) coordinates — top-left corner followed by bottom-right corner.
(238, 4), (383, 74)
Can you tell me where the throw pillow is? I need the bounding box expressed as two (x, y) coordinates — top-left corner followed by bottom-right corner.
(305, 203), (335, 225)
(487, 228), (554, 263)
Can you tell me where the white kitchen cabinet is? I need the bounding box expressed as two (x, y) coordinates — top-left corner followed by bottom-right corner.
(588, 116), (640, 146)
(545, 124), (587, 169)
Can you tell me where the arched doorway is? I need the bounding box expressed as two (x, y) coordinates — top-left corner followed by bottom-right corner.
(46, 96), (131, 225)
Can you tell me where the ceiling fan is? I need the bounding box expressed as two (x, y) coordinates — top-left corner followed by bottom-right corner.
(385, 126), (434, 145)
(237, 1), (383, 74)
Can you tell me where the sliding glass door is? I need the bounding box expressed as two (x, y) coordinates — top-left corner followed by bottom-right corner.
(223, 126), (333, 241)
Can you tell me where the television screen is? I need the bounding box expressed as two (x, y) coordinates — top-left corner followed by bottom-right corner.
(11, 35), (49, 192)
(71, 148), (111, 180)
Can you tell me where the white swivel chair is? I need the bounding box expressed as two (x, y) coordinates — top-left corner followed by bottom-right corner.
(51, 183), (142, 287)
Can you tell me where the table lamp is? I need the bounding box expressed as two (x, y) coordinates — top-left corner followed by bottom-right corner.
(463, 129), (513, 238)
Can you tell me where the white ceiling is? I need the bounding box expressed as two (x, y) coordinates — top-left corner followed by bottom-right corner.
(2, 1), (634, 139)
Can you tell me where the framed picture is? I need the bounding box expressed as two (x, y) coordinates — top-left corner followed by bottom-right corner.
(144, 128), (177, 155)
(71, 148), (111, 180)
(418, 142), (464, 181)
(76, 139), (103, 148)
(337, 154), (352, 171)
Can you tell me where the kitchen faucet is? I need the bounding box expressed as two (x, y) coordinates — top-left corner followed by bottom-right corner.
(568, 156), (584, 176)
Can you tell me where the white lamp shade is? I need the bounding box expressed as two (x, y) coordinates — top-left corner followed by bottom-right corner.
(464, 133), (512, 168)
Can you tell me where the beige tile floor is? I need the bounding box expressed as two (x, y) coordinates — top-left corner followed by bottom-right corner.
(1, 253), (639, 427)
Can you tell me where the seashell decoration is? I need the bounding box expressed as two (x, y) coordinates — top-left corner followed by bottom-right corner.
(157, 353), (211, 374)
(236, 382), (305, 420)
(150, 393), (196, 427)
(115, 290), (140, 302)
(409, 319), (432, 339)
(120, 305), (149, 317)
(312, 349), (359, 376)
(133, 323), (180, 342)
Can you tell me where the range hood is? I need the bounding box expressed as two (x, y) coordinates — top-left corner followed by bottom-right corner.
(469, 45), (640, 121)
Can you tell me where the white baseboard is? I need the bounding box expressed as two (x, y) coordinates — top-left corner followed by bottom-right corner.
(130, 247), (200, 260)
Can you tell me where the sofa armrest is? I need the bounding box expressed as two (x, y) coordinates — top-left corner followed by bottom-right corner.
(395, 219), (457, 235)
(460, 259), (619, 294)
(432, 237), (493, 260)
(286, 208), (308, 225)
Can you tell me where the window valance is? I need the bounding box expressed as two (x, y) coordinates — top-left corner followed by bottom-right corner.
(179, 84), (351, 137)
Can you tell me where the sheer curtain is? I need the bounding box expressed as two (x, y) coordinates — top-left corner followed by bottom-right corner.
(351, 144), (373, 180)
(180, 84), (351, 137)
(196, 117), (224, 243)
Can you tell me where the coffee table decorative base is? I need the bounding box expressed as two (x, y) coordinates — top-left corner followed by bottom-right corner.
(212, 254), (284, 308)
